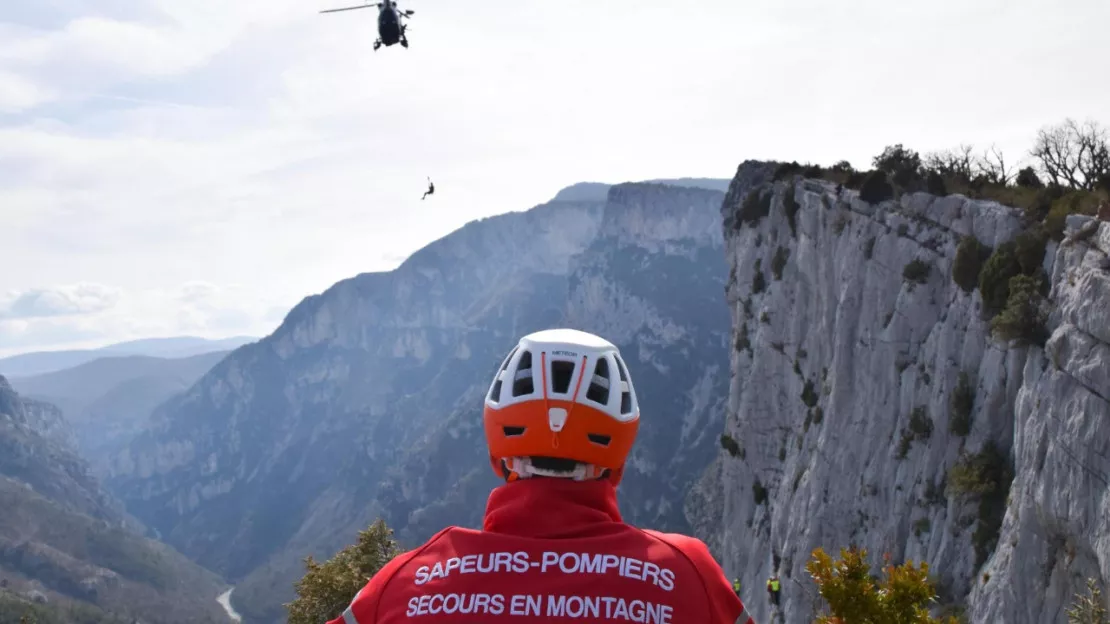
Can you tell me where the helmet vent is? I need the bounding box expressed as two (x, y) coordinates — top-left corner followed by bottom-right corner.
(512, 350), (534, 396)
(587, 433), (611, 446)
(551, 360), (576, 394)
(585, 358), (611, 404)
(615, 357), (629, 382)
(488, 379), (502, 402)
(503, 426), (525, 437)
(620, 391), (632, 414)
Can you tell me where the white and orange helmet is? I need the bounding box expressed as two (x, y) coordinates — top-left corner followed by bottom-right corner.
(483, 328), (640, 485)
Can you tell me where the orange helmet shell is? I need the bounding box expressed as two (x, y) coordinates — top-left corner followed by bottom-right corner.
(483, 329), (640, 485)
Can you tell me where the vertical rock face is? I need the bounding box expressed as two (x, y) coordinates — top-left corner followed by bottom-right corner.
(106, 181), (733, 623)
(688, 161), (1110, 624)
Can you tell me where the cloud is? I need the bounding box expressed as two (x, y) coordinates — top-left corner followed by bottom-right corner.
(0, 70), (51, 112)
(0, 283), (120, 319)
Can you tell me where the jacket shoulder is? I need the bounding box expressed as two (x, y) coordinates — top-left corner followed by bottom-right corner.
(636, 529), (751, 624)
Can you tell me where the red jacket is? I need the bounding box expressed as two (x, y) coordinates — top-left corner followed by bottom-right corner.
(328, 478), (753, 624)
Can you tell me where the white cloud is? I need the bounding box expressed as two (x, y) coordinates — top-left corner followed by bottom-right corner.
(0, 0), (1108, 355)
(0, 283), (120, 319)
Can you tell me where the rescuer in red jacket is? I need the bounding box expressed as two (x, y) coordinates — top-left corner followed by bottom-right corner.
(329, 328), (754, 624)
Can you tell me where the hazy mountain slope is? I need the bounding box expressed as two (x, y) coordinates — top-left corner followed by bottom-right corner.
(0, 377), (231, 624)
(11, 352), (230, 470)
(108, 182), (733, 624)
(688, 162), (1110, 624)
(1, 337), (253, 378)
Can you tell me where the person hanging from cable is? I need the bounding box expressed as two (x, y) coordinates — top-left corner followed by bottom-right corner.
(421, 176), (435, 200)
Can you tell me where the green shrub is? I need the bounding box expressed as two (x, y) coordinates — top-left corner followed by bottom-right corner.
(807, 547), (962, 624)
(979, 243), (1022, 316)
(286, 520), (402, 624)
(1013, 228), (1048, 275)
(949, 372), (974, 436)
(903, 259), (931, 284)
(801, 379), (818, 408)
(1016, 167), (1043, 189)
(720, 433), (742, 458)
(1067, 578), (1109, 624)
(752, 261), (767, 294)
(926, 170), (948, 195)
(913, 518), (932, 537)
(772, 246), (790, 280)
(908, 406), (934, 439)
(990, 273), (1050, 345)
(738, 189), (773, 226)
(1045, 190), (1103, 240)
(860, 171), (895, 203)
(873, 144), (923, 189)
(947, 442), (1014, 568)
(773, 161), (803, 181)
(784, 185), (801, 237)
(803, 164), (824, 178)
(753, 479), (768, 505)
(952, 236), (991, 293)
(735, 325), (751, 352)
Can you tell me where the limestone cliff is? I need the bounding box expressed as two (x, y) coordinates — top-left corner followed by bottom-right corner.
(689, 161), (1110, 624)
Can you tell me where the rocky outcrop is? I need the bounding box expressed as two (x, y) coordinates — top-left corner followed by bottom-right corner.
(688, 161), (1110, 624)
(107, 181), (733, 624)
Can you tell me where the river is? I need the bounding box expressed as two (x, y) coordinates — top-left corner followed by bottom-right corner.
(217, 588), (242, 623)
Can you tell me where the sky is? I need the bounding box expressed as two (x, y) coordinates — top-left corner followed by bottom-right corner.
(0, 0), (1107, 357)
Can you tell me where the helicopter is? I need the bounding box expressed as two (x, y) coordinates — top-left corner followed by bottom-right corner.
(320, 0), (414, 50)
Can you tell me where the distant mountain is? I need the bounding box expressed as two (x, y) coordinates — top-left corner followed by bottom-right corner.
(551, 179), (730, 203)
(10, 352), (230, 471)
(0, 376), (231, 623)
(0, 336), (255, 378)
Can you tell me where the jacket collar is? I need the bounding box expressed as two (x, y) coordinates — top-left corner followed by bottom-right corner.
(482, 477), (624, 538)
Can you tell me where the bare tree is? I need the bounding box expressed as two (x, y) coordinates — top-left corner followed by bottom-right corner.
(924, 144), (976, 181)
(977, 144), (1016, 186)
(1030, 118), (1110, 190)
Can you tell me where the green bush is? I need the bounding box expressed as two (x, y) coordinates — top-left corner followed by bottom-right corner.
(991, 273), (1050, 345)
(734, 325), (751, 352)
(772, 246), (790, 280)
(903, 259), (931, 284)
(947, 442), (1014, 568)
(949, 372), (974, 436)
(978, 243), (1022, 316)
(753, 479), (768, 505)
(801, 380), (819, 408)
(926, 170), (948, 196)
(860, 170), (895, 203)
(752, 261), (767, 294)
(873, 144), (923, 189)
(952, 236), (991, 293)
(738, 189), (773, 226)
(807, 547), (962, 624)
(1016, 167), (1043, 189)
(1013, 228), (1048, 275)
(720, 433), (742, 458)
(1045, 191), (1103, 240)
(286, 520), (402, 624)
(784, 185), (801, 237)
(773, 161), (803, 181)
(908, 406), (934, 439)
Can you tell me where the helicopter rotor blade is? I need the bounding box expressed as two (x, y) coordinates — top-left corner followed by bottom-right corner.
(320, 3), (377, 13)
